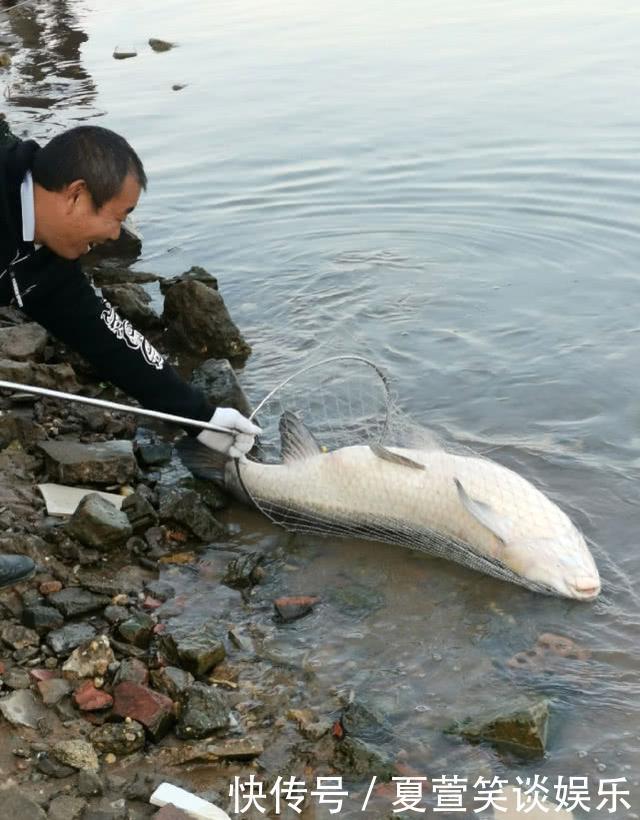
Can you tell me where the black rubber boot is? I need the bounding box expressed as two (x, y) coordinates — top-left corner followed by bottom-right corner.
(0, 554), (35, 589)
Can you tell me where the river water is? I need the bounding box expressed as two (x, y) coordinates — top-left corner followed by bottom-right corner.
(1, 1), (639, 816)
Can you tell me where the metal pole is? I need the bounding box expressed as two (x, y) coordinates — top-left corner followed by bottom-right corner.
(0, 380), (232, 436)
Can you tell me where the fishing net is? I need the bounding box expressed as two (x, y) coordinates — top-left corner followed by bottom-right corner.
(234, 356), (563, 596)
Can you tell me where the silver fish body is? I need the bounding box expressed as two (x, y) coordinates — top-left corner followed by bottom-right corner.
(224, 435), (600, 601)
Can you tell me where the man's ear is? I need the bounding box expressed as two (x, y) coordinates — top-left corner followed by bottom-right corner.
(64, 179), (88, 212)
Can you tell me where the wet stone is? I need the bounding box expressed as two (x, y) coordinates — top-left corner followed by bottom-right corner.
(114, 657), (149, 686)
(49, 586), (110, 617)
(3, 666), (31, 689)
(171, 622), (226, 676)
(191, 357), (253, 417)
(0, 689), (49, 728)
(446, 696), (549, 761)
(38, 439), (137, 485)
(52, 739), (99, 771)
(112, 681), (175, 741)
(144, 579), (175, 602)
(36, 751), (76, 779)
(47, 795), (87, 820)
(37, 677), (71, 705)
(74, 679), (114, 711)
(159, 264), (217, 294)
(66, 494), (133, 551)
(0, 622), (40, 650)
(90, 719), (146, 757)
(158, 487), (224, 541)
(101, 284), (162, 331)
(78, 768), (104, 796)
(122, 492), (158, 532)
(0, 786), (47, 819)
(22, 603), (64, 633)
(148, 37), (176, 52)
(150, 666), (194, 700)
(83, 798), (128, 820)
(104, 604), (130, 624)
(46, 622), (97, 656)
(136, 442), (173, 468)
(163, 278), (251, 361)
(332, 736), (394, 781)
(176, 682), (230, 739)
(274, 595), (319, 622)
(222, 552), (264, 590)
(118, 612), (155, 648)
(340, 699), (394, 745)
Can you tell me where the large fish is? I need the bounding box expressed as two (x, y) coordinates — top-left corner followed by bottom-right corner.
(178, 411), (601, 600)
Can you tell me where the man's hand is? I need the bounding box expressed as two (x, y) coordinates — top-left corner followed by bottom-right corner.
(197, 407), (262, 462)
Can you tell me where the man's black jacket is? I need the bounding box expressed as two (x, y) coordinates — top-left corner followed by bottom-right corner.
(0, 138), (212, 426)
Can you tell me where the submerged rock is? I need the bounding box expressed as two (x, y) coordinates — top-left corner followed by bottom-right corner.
(191, 358), (252, 416)
(176, 682), (230, 739)
(340, 699), (394, 745)
(446, 696), (549, 761)
(149, 37), (176, 52)
(332, 736), (394, 781)
(39, 439), (137, 485)
(163, 279), (251, 361)
(49, 586), (110, 617)
(158, 487), (224, 541)
(66, 493), (133, 550)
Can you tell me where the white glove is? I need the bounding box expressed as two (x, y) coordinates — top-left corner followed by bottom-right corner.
(197, 407), (262, 462)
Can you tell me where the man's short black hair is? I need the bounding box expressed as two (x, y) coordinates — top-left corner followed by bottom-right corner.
(32, 125), (147, 209)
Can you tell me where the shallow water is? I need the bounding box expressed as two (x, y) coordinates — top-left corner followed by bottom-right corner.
(2, 0), (639, 814)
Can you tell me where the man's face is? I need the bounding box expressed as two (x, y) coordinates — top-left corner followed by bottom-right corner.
(53, 173), (141, 259)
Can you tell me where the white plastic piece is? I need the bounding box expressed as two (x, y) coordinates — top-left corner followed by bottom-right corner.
(37, 483), (124, 516)
(150, 782), (232, 820)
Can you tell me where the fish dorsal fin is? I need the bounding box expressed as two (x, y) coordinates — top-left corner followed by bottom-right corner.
(454, 478), (511, 544)
(279, 411), (323, 462)
(369, 443), (426, 470)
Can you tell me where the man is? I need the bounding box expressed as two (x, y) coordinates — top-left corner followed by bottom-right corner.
(0, 125), (260, 589)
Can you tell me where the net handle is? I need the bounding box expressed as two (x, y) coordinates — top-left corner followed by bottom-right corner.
(249, 355), (393, 440)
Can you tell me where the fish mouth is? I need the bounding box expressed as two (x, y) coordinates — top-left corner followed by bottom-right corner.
(568, 576), (601, 601)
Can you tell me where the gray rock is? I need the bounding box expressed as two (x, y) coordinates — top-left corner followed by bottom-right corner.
(159, 265), (217, 294)
(49, 586), (110, 618)
(22, 603), (64, 633)
(191, 358), (252, 417)
(222, 552), (264, 590)
(113, 657), (149, 686)
(150, 666), (194, 699)
(158, 487), (224, 541)
(66, 494), (133, 550)
(176, 682), (230, 739)
(340, 700), (394, 745)
(38, 439), (137, 485)
(77, 769), (104, 797)
(148, 37), (175, 52)
(117, 612), (154, 648)
(82, 220), (142, 263)
(170, 621), (226, 676)
(144, 579), (175, 602)
(104, 605), (130, 624)
(122, 491), (158, 533)
(0, 786), (46, 819)
(83, 799), (128, 820)
(178, 477), (228, 512)
(163, 279), (251, 361)
(46, 622), (97, 656)
(51, 739), (99, 771)
(332, 736), (394, 781)
(0, 688), (49, 728)
(136, 441), (172, 468)
(90, 267), (160, 288)
(37, 677), (71, 705)
(0, 359), (78, 391)
(90, 720), (146, 757)
(3, 666), (31, 689)
(47, 795), (87, 820)
(0, 323), (47, 361)
(0, 622), (40, 650)
(36, 751), (76, 778)
(101, 284), (163, 331)
(446, 697), (549, 761)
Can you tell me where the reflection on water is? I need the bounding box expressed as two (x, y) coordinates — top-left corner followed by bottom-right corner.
(2, 0), (640, 811)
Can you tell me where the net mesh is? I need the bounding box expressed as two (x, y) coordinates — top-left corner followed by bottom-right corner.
(238, 356), (559, 596)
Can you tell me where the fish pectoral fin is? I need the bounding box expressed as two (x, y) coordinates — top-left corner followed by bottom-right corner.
(369, 443), (426, 470)
(176, 436), (228, 483)
(279, 410), (323, 462)
(454, 478), (510, 545)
